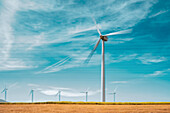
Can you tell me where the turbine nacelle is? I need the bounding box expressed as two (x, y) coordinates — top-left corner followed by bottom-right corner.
(100, 36), (108, 41)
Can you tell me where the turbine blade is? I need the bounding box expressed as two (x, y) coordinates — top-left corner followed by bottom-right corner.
(104, 29), (132, 36)
(29, 91), (32, 95)
(84, 38), (101, 64)
(114, 87), (117, 93)
(108, 93), (114, 94)
(56, 92), (59, 96)
(1, 89), (5, 93)
(92, 17), (102, 36)
(86, 88), (90, 92)
(29, 91), (31, 95)
(29, 90), (33, 95)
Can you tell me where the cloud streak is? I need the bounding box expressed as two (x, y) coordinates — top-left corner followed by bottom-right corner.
(0, 0), (35, 71)
(40, 89), (100, 97)
(0, 0), (160, 72)
(149, 10), (169, 18)
(111, 81), (128, 84)
(38, 0), (158, 73)
(145, 68), (170, 77)
(110, 53), (166, 65)
(137, 53), (166, 64)
(39, 57), (71, 73)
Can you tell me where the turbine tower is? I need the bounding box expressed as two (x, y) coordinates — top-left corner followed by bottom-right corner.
(80, 91), (88, 102)
(56, 91), (61, 102)
(85, 18), (131, 102)
(29, 89), (34, 103)
(1, 87), (8, 102)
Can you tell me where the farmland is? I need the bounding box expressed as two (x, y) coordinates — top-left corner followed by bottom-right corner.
(0, 102), (170, 113)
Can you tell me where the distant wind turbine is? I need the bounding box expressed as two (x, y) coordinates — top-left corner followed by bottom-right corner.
(29, 89), (34, 103)
(85, 18), (131, 102)
(109, 87), (117, 102)
(1, 86), (8, 102)
(56, 90), (61, 101)
(80, 89), (89, 102)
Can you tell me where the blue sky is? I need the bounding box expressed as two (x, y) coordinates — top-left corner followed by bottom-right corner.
(0, 0), (169, 102)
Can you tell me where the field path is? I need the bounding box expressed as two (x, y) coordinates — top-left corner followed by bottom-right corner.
(0, 104), (170, 113)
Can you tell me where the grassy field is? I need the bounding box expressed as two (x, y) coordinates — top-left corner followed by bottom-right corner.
(0, 102), (170, 113)
(1, 101), (170, 105)
(0, 104), (170, 113)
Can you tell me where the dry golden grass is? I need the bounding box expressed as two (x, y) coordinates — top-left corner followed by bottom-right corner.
(1, 101), (170, 105)
(0, 104), (170, 113)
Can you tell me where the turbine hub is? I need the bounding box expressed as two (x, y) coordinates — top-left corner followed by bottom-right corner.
(100, 36), (108, 41)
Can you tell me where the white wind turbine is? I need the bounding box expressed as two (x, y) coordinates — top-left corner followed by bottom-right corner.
(56, 90), (61, 102)
(80, 88), (89, 102)
(1, 86), (8, 102)
(29, 89), (34, 103)
(109, 87), (117, 102)
(85, 18), (131, 102)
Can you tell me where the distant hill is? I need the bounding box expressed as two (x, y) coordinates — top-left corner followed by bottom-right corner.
(0, 99), (6, 102)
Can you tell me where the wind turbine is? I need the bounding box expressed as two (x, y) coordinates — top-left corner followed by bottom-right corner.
(1, 86), (8, 102)
(80, 89), (89, 102)
(29, 89), (34, 103)
(56, 90), (61, 102)
(85, 18), (131, 102)
(109, 87), (117, 102)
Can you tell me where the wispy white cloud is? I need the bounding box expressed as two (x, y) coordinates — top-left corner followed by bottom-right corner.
(40, 89), (100, 97)
(149, 10), (169, 18)
(110, 53), (166, 65)
(0, 0), (159, 72)
(40, 90), (58, 96)
(111, 54), (138, 63)
(39, 57), (71, 73)
(26, 33), (45, 50)
(0, 59), (35, 71)
(1, 82), (19, 89)
(27, 83), (99, 97)
(97, 0), (158, 30)
(148, 71), (164, 76)
(116, 38), (134, 41)
(41, 52), (167, 73)
(137, 53), (166, 64)
(41, 0), (158, 73)
(39, 51), (111, 73)
(145, 68), (170, 77)
(27, 84), (40, 87)
(0, 0), (19, 68)
(0, 0), (35, 71)
(108, 38), (134, 44)
(8, 82), (18, 89)
(20, 0), (64, 11)
(0, 0), (69, 71)
(28, 83), (73, 91)
(68, 25), (97, 35)
(60, 91), (84, 97)
(39, 90), (82, 97)
(62, 90), (100, 97)
(48, 86), (73, 91)
(111, 81), (128, 84)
